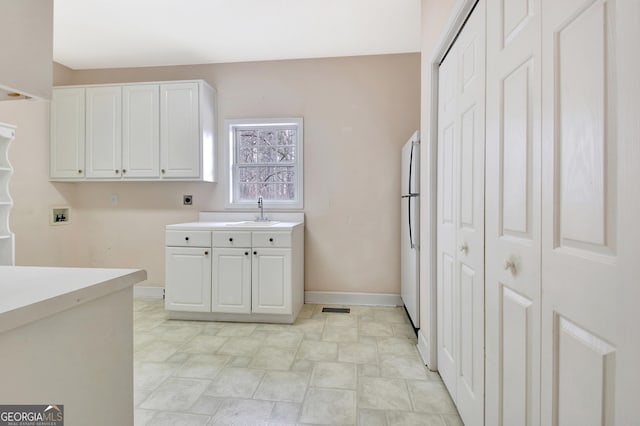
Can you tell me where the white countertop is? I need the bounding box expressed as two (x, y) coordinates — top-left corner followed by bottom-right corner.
(166, 221), (304, 231)
(0, 266), (146, 334)
(167, 211), (305, 231)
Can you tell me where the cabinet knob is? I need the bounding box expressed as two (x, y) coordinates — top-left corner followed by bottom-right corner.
(115, 169), (120, 174)
(244, 251), (249, 256)
(161, 169), (166, 174)
(185, 237), (189, 241)
(122, 169), (127, 174)
(78, 169), (83, 174)
(229, 237), (233, 242)
(269, 238), (274, 243)
(253, 251), (257, 255)
(204, 251), (209, 255)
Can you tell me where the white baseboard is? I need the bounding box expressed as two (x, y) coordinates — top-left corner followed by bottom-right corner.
(304, 291), (402, 307)
(133, 286), (164, 298)
(418, 329), (438, 371)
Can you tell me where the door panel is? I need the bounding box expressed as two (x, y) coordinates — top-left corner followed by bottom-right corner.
(212, 248), (251, 314)
(252, 248), (292, 315)
(486, 0), (541, 424)
(540, 0), (638, 424)
(165, 247), (211, 312)
(436, 1), (485, 424)
(123, 85), (160, 178)
(86, 86), (122, 178)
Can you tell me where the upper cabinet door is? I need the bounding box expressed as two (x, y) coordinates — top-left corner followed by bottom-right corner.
(85, 86), (122, 178)
(123, 85), (160, 178)
(160, 82), (200, 179)
(50, 88), (85, 179)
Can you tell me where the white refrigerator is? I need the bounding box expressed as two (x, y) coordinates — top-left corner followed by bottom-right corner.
(401, 131), (420, 329)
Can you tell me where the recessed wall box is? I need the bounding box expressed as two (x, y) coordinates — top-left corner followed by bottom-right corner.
(50, 206), (70, 225)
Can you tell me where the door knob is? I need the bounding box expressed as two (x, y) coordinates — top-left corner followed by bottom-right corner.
(459, 243), (469, 254)
(504, 258), (517, 274)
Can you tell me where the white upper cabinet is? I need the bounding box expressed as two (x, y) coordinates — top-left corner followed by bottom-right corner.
(50, 88), (85, 179)
(86, 86), (122, 178)
(123, 85), (160, 178)
(50, 80), (216, 182)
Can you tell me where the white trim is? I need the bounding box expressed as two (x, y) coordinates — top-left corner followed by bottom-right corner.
(420, 0), (479, 370)
(304, 291), (402, 307)
(133, 286), (164, 298)
(417, 329), (437, 371)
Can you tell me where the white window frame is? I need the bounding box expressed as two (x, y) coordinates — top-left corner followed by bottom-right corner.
(225, 117), (304, 209)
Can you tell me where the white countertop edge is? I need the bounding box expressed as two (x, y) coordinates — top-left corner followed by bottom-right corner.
(166, 221), (304, 231)
(0, 267), (147, 334)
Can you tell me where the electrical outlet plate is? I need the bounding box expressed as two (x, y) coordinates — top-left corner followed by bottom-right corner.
(183, 195), (193, 205)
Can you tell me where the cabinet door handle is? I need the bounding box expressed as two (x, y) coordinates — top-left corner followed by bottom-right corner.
(253, 251), (257, 255)
(78, 169), (83, 174)
(115, 169), (119, 174)
(204, 251), (209, 255)
(269, 238), (274, 242)
(229, 237), (233, 242)
(244, 251), (249, 256)
(185, 237), (189, 241)
(122, 169), (127, 174)
(161, 169), (166, 174)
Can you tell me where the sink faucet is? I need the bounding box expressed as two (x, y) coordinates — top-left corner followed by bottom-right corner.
(257, 196), (267, 221)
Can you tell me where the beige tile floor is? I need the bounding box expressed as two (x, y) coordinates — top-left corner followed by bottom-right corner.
(134, 298), (463, 426)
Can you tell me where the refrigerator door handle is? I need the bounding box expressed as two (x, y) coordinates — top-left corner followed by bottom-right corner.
(408, 196), (415, 249)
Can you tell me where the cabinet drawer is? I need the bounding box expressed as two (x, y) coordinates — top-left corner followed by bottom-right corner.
(166, 230), (211, 247)
(252, 231), (291, 248)
(212, 231), (251, 247)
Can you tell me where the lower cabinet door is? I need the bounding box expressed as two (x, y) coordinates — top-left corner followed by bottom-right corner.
(252, 248), (292, 315)
(212, 248), (252, 314)
(165, 246), (211, 312)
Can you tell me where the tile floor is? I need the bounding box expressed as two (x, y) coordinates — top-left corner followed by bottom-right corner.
(134, 298), (463, 425)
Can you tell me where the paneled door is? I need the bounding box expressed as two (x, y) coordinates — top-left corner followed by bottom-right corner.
(436, 1), (485, 424)
(485, 0), (542, 424)
(540, 0), (640, 424)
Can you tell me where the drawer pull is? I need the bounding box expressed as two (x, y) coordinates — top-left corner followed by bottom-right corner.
(204, 251), (209, 255)
(253, 251), (257, 255)
(269, 238), (274, 242)
(229, 237), (233, 242)
(185, 237), (189, 241)
(244, 251), (249, 256)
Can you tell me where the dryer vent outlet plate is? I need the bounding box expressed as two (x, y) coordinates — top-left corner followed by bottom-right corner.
(183, 195), (193, 205)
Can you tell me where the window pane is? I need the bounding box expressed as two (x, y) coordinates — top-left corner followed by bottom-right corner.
(238, 166), (296, 201)
(236, 128), (297, 165)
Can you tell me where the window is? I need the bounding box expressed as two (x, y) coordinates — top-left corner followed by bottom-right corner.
(226, 118), (303, 209)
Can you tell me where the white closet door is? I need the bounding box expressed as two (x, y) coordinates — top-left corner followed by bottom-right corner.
(541, 0), (640, 423)
(437, 1), (485, 424)
(485, 0), (542, 424)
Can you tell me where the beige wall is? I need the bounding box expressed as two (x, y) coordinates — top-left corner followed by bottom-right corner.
(0, 0), (53, 99)
(5, 54), (420, 295)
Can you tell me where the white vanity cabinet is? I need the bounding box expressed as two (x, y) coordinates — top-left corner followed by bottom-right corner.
(165, 220), (304, 323)
(165, 230), (212, 312)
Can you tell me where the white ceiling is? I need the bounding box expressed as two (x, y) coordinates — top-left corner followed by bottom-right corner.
(54, 0), (422, 70)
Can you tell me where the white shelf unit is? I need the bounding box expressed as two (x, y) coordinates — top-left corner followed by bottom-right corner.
(0, 123), (15, 265)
